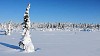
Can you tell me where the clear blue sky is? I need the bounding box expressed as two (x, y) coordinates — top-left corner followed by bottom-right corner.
(0, 0), (100, 23)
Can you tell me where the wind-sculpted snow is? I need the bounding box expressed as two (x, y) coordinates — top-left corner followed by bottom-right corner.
(0, 30), (100, 56)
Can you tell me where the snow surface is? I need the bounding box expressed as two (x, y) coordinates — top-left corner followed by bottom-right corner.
(0, 30), (100, 56)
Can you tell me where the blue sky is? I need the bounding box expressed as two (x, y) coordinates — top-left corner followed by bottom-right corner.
(0, 0), (100, 23)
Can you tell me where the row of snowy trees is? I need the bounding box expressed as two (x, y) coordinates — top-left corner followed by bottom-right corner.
(31, 22), (100, 30)
(0, 22), (100, 31)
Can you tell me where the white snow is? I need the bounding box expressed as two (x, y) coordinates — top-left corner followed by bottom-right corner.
(0, 30), (100, 56)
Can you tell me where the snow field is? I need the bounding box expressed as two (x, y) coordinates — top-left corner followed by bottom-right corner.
(0, 31), (100, 56)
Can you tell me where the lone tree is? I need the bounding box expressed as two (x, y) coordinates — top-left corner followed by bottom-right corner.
(19, 3), (35, 53)
(5, 21), (12, 35)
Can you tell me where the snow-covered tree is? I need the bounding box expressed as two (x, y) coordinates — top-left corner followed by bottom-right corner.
(4, 21), (12, 35)
(19, 3), (35, 53)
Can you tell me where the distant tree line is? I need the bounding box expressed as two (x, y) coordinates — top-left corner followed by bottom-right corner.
(31, 22), (100, 30)
(0, 22), (100, 31)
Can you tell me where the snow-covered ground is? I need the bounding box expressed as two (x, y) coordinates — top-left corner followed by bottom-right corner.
(0, 30), (100, 56)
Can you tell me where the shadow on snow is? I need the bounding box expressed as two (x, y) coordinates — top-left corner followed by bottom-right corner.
(0, 34), (5, 35)
(0, 42), (21, 50)
(0, 30), (6, 35)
